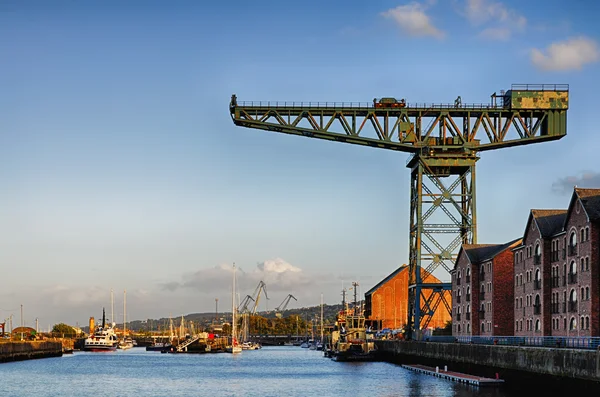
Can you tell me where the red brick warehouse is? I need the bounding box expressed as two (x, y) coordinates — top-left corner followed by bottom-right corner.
(452, 187), (600, 337)
(452, 239), (521, 336)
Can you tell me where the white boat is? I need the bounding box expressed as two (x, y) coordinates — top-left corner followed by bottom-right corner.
(226, 344), (242, 353)
(118, 337), (134, 350)
(83, 308), (118, 351)
(241, 341), (261, 350)
(226, 263), (242, 354)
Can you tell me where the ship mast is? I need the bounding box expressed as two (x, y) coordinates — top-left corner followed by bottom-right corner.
(232, 263), (236, 345)
(123, 290), (127, 338)
(320, 293), (324, 343)
(110, 288), (114, 327)
(352, 282), (359, 315)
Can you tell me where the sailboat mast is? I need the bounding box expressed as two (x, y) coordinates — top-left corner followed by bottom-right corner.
(320, 293), (324, 343)
(123, 290), (126, 337)
(232, 263), (236, 344)
(111, 288), (114, 326)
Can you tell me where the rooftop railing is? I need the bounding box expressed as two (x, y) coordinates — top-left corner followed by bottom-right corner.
(510, 84), (569, 91)
(236, 101), (505, 109)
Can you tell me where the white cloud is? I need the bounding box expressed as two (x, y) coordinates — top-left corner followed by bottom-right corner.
(160, 258), (310, 295)
(479, 27), (511, 41)
(531, 37), (600, 71)
(552, 171), (600, 195)
(381, 2), (444, 39)
(462, 0), (526, 40)
(258, 258), (301, 274)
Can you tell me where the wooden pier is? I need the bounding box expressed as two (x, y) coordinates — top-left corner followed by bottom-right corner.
(402, 364), (504, 386)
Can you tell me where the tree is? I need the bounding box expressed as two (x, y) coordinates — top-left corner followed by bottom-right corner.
(52, 323), (76, 337)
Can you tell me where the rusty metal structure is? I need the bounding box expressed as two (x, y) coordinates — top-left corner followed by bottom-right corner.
(229, 84), (569, 339)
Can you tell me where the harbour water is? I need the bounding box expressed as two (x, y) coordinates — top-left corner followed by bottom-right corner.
(1, 346), (520, 397)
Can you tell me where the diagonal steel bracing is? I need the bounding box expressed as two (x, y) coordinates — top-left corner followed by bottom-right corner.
(406, 152), (477, 339)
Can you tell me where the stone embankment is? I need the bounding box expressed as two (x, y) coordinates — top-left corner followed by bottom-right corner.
(0, 341), (63, 363)
(376, 340), (600, 384)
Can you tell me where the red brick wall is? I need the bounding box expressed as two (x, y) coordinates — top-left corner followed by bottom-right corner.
(561, 199), (596, 336)
(453, 244), (517, 337)
(542, 236), (553, 335)
(515, 216), (543, 336)
(591, 221), (599, 336)
(452, 251), (475, 336)
(369, 267), (451, 330)
(479, 259), (492, 336)
(514, 246), (525, 335)
(492, 247), (515, 336)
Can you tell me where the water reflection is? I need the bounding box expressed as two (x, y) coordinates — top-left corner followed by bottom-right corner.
(0, 347), (541, 397)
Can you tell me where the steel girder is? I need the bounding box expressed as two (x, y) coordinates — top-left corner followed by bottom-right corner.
(406, 154), (476, 339)
(229, 96), (567, 154)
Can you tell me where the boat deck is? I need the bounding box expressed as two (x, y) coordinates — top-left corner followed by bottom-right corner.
(401, 364), (504, 387)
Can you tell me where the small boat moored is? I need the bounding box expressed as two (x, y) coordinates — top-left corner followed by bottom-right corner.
(329, 284), (377, 362)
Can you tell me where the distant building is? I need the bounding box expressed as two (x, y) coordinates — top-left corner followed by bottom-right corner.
(72, 327), (84, 336)
(452, 239), (521, 337)
(513, 209), (566, 336)
(11, 326), (37, 340)
(365, 265), (451, 331)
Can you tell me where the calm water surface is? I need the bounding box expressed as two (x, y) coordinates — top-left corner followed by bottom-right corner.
(1, 346), (520, 397)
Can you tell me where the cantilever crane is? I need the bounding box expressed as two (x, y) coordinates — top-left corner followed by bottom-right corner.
(238, 295), (255, 313)
(251, 281), (269, 314)
(229, 85), (569, 340)
(275, 294), (297, 318)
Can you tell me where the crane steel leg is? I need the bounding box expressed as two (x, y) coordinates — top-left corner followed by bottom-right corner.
(406, 152), (477, 340)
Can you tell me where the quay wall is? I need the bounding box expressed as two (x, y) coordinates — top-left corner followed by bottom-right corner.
(376, 340), (600, 383)
(0, 341), (63, 363)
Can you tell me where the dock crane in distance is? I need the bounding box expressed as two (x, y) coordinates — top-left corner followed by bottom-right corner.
(238, 295), (255, 314)
(229, 84), (569, 340)
(251, 281), (269, 315)
(237, 281), (267, 342)
(275, 294), (297, 318)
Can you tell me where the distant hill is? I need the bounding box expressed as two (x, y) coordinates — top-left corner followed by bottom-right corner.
(93, 303), (360, 333)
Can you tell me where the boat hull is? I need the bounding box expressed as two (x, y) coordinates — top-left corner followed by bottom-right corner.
(331, 351), (377, 362)
(82, 345), (117, 352)
(225, 346), (242, 354)
(146, 344), (172, 352)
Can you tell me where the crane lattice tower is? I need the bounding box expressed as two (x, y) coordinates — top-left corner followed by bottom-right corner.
(229, 84), (569, 339)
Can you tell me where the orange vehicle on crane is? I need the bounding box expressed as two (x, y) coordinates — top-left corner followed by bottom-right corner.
(373, 97), (406, 108)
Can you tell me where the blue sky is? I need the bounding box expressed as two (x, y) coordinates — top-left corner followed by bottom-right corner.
(1, 0), (599, 328)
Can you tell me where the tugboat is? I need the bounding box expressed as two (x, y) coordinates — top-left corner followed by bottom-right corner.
(83, 308), (118, 352)
(329, 282), (377, 362)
